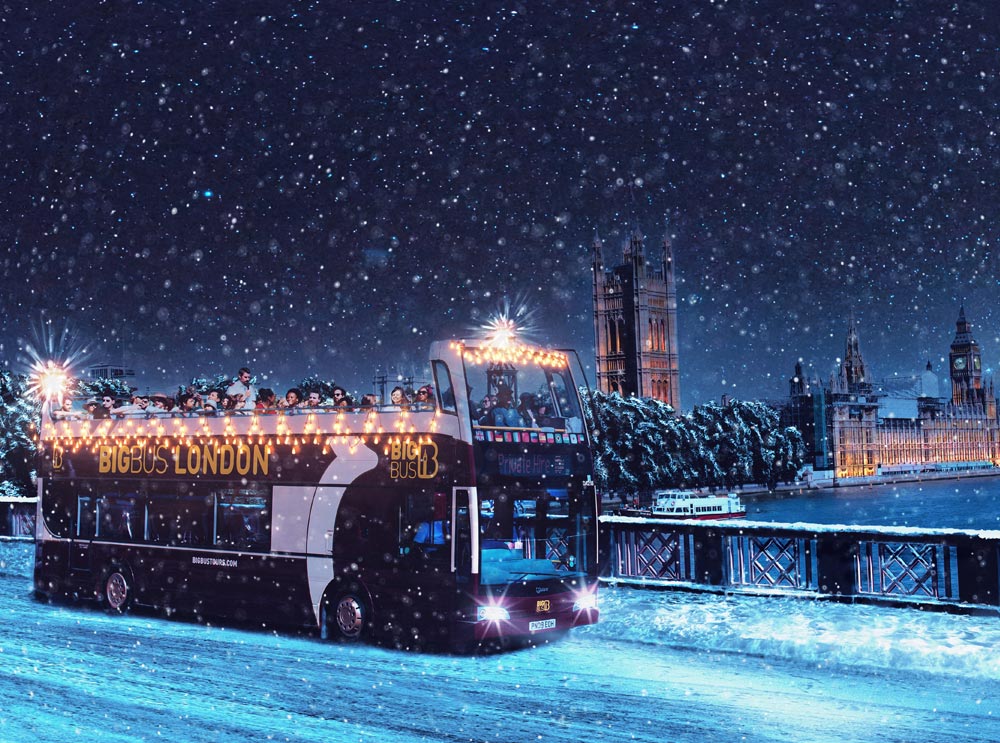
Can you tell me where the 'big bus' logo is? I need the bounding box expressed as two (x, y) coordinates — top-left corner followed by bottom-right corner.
(387, 439), (439, 480)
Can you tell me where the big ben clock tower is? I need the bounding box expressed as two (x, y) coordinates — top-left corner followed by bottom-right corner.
(949, 305), (983, 404)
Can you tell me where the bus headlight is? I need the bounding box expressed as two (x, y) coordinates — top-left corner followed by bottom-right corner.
(477, 605), (510, 622)
(573, 593), (598, 612)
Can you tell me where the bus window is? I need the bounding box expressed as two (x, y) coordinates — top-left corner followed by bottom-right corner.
(78, 495), (97, 539)
(98, 494), (141, 541)
(215, 487), (270, 551)
(453, 490), (472, 577)
(148, 495), (214, 548)
(432, 360), (457, 413)
(41, 481), (74, 538)
(548, 368), (584, 433)
(400, 492), (449, 559)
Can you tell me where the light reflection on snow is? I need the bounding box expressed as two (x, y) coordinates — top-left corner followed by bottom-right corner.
(581, 586), (1000, 681)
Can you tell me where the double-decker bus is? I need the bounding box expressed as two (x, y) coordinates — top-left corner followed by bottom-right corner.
(34, 339), (600, 649)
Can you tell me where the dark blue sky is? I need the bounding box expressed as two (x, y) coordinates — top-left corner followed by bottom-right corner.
(3, 1), (999, 406)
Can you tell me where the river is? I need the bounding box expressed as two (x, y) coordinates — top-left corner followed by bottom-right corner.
(745, 474), (1000, 530)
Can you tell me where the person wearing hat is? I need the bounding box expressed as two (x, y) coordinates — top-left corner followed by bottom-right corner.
(149, 394), (175, 414)
(83, 398), (108, 419)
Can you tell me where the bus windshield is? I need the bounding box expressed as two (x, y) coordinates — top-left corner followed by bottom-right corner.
(467, 354), (584, 433)
(478, 489), (596, 586)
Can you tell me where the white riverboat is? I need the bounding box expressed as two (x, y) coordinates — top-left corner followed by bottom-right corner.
(621, 490), (746, 520)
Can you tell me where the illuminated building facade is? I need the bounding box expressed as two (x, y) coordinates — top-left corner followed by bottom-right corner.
(786, 308), (1000, 482)
(591, 225), (680, 409)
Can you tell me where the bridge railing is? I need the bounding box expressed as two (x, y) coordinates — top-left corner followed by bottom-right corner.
(1, 499), (35, 538)
(600, 515), (1000, 611)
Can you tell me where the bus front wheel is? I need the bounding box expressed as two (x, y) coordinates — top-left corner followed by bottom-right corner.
(322, 586), (370, 642)
(101, 565), (135, 614)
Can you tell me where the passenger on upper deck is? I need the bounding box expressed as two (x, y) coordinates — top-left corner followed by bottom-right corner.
(332, 386), (352, 408)
(255, 388), (277, 412)
(492, 387), (522, 427)
(226, 367), (257, 410)
(178, 393), (201, 417)
(281, 388), (303, 412)
(113, 394), (151, 418)
(359, 393), (379, 409)
(517, 393), (539, 428)
(386, 386), (409, 412)
(50, 398), (81, 421)
(414, 385), (435, 409)
(304, 391), (322, 408)
(475, 395), (495, 426)
(202, 389), (224, 413)
(151, 394), (174, 413)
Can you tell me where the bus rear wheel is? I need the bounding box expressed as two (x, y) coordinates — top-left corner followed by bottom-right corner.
(322, 587), (370, 642)
(101, 565), (135, 614)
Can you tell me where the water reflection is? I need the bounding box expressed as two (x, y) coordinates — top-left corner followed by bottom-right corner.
(746, 476), (1000, 529)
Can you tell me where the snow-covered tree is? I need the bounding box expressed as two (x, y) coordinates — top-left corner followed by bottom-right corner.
(0, 372), (37, 499)
(297, 376), (343, 401)
(184, 374), (234, 395)
(72, 377), (135, 399)
(583, 391), (805, 497)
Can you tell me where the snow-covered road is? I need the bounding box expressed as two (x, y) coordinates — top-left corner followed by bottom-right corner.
(2, 540), (999, 743)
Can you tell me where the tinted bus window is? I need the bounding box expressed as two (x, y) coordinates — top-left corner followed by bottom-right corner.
(41, 481), (74, 537)
(78, 495), (97, 539)
(147, 495), (214, 547)
(216, 486), (271, 551)
(97, 494), (142, 541)
(432, 360), (457, 413)
(400, 491), (450, 560)
(454, 490), (472, 577)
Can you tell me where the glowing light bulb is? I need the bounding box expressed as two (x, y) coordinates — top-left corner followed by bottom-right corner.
(31, 360), (70, 402)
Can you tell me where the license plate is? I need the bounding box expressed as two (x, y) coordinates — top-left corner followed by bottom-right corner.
(528, 618), (556, 632)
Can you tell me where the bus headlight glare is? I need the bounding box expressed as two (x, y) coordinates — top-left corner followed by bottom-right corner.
(573, 593), (598, 612)
(477, 605), (510, 622)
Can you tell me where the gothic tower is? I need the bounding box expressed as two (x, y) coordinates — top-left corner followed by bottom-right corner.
(842, 314), (870, 389)
(592, 222), (681, 409)
(949, 305), (984, 405)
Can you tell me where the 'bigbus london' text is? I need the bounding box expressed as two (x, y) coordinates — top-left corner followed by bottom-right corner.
(94, 444), (269, 477)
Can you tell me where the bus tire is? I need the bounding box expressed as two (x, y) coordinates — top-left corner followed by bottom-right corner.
(100, 564), (135, 614)
(322, 584), (370, 642)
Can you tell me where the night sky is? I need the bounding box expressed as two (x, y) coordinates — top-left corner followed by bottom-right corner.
(4, 1), (999, 406)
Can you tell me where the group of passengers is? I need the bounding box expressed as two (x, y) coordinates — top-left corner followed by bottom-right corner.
(474, 386), (556, 429)
(49, 365), (437, 421)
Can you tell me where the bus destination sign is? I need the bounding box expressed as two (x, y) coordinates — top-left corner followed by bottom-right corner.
(496, 452), (572, 477)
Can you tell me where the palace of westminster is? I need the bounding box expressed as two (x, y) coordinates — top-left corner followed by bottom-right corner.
(591, 225), (999, 483)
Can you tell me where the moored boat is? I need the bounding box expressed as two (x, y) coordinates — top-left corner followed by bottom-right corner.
(619, 489), (746, 520)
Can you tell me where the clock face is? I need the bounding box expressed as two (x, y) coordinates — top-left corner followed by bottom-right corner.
(953, 356), (967, 371)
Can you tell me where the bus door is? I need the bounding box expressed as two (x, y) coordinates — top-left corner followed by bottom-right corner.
(452, 488), (477, 580)
(381, 489), (460, 639)
(70, 492), (98, 575)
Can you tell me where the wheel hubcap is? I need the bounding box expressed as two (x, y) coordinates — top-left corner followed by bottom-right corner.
(335, 596), (363, 637)
(106, 572), (128, 610)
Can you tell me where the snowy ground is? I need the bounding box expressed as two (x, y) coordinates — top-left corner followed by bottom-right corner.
(2, 538), (1000, 743)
